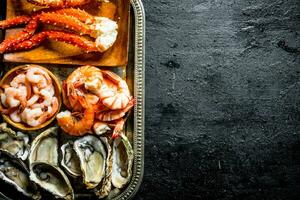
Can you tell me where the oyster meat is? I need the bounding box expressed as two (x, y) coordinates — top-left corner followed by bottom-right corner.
(29, 127), (74, 200)
(0, 150), (41, 200)
(112, 134), (134, 189)
(31, 162), (73, 200)
(94, 137), (112, 198)
(74, 135), (107, 189)
(0, 123), (29, 160)
(61, 142), (81, 177)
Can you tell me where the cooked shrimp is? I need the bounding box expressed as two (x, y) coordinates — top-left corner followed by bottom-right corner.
(10, 110), (21, 123)
(31, 97), (58, 118)
(10, 74), (26, 88)
(33, 76), (49, 88)
(96, 98), (134, 121)
(93, 121), (111, 135)
(111, 119), (125, 139)
(98, 70), (131, 110)
(63, 66), (104, 111)
(16, 86), (28, 108)
(66, 65), (103, 93)
(26, 66), (52, 88)
(44, 84), (55, 96)
(85, 94), (99, 105)
(4, 87), (21, 107)
(92, 100), (107, 112)
(56, 107), (94, 136)
(46, 97), (59, 117)
(27, 94), (40, 107)
(93, 119), (126, 139)
(11, 73), (32, 99)
(21, 105), (55, 127)
(32, 85), (40, 94)
(40, 87), (54, 106)
(21, 107), (43, 120)
(0, 93), (8, 108)
(27, 112), (48, 127)
(20, 107), (46, 127)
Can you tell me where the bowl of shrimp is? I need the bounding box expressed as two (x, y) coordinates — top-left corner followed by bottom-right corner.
(0, 64), (62, 131)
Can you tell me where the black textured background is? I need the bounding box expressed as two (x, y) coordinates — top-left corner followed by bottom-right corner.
(135, 0), (300, 199)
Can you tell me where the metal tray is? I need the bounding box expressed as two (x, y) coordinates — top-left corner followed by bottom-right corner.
(0, 0), (145, 199)
(114, 0), (145, 199)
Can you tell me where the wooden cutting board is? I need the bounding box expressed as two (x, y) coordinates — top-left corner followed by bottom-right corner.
(2, 0), (130, 66)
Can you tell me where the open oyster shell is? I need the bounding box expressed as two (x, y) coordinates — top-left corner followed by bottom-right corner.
(0, 150), (41, 200)
(111, 134), (134, 189)
(30, 162), (74, 200)
(74, 135), (107, 189)
(29, 127), (58, 165)
(0, 123), (29, 160)
(60, 142), (81, 177)
(29, 127), (74, 200)
(94, 137), (113, 198)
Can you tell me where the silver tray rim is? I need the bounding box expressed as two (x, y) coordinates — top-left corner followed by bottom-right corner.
(113, 0), (145, 199)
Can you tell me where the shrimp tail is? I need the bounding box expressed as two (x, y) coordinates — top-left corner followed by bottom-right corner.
(112, 119), (124, 139)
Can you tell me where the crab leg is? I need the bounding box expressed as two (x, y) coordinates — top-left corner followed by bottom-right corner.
(37, 12), (118, 40)
(27, 0), (91, 8)
(6, 30), (99, 53)
(47, 31), (99, 52)
(0, 18), (38, 54)
(0, 16), (31, 29)
(0, 8), (94, 29)
(5, 32), (47, 52)
(38, 12), (93, 35)
(55, 8), (95, 23)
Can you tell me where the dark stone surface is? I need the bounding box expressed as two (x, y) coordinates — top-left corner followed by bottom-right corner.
(135, 0), (300, 199)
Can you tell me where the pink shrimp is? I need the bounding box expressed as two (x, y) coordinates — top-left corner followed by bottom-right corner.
(10, 110), (22, 123)
(25, 66), (52, 88)
(98, 70), (132, 110)
(93, 119), (126, 139)
(96, 98), (134, 122)
(56, 107), (94, 136)
(63, 66), (103, 111)
(21, 107), (47, 127)
(4, 87), (27, 108)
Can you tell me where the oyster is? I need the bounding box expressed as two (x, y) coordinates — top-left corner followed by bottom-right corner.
(60, 142), (81, 177)
(0, 150), (41, 199)
(74, 135), (107, 189)
(94, 137), (112, 198)
(0, 123), (29, 160)
(29, 127), (74, 200)
(31, 162), (73, 200)
(29, 127), (58, 165)
(111, 134), (134, 189)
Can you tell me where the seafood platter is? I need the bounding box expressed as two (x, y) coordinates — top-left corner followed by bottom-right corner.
(0, 0), (145, 199)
